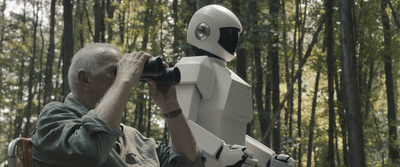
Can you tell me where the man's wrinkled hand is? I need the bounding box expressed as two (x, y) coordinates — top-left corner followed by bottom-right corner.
(147, 61), (181, 114)
(116, 51), (152, 88)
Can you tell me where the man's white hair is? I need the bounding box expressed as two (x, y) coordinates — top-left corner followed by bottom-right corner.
(68, 43), (119, 96)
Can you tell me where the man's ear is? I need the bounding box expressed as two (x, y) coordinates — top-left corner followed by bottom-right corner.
(77, 69), (91, 92)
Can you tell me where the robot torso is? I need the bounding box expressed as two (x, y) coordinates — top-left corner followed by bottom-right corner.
(176, 56), (253, 145)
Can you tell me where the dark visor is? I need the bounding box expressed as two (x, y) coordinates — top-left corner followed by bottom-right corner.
(218, 27), (240, 55)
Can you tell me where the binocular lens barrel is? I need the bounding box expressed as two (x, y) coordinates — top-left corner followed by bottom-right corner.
(140, 57), (181, 85)
(142, 57), (163, 76)
(158, 67), (181, 85)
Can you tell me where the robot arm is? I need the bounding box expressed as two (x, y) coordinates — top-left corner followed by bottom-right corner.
(245, 135), (295, 167)
(188, 120), (258, 167)
(217, 144), (259, 167)
(176, 56), (216, 121)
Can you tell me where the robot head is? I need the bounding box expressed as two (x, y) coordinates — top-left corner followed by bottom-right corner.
(187, 5), (243, 62)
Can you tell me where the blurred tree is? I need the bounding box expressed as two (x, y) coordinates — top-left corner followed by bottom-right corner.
(106, 0), (116, 43)
(325, 0), (335, 166)
(269, 0), (280, 154)
(44, 0), (56, 105)
(24, 0), (39, 138)
(381, 0), (399, 164)
(249, 0), (266, 147)
(338, 0), (366, 166)
(306, 71), (320, 167)
(62, 0), (74, 99)
(14, 0), (28, 139)
(94, 0), (102, 42)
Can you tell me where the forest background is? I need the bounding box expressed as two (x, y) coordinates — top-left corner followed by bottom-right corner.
(0, 0), (400, 166)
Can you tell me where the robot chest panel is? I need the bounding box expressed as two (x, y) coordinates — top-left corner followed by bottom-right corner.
(199, 68), (253, 119)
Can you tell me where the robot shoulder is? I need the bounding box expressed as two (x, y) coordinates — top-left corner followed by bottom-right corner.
(175, 56), (216, 99)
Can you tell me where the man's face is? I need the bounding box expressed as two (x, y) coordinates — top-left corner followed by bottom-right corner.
(89, 47), (122, 105)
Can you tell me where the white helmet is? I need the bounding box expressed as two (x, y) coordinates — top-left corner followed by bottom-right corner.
(187, 4), (243, 62)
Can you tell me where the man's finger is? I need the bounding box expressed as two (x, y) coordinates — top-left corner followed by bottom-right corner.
(147, 79), (157, 95)
(162, 62), (168, 68)
(168, 61), (174, 67)
(137, 52), (152, 64)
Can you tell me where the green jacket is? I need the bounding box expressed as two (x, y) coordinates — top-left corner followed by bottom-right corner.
(31, 95), (206, 167)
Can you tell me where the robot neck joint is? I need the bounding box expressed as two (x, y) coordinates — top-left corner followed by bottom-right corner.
(192, 46), (225, 61)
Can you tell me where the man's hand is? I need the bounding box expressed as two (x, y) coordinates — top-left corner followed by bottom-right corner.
(94, 51), (151, 129)
(116, 51), (152, 89)
(147, 61), (180, 114)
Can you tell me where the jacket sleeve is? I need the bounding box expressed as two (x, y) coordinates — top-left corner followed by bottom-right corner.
(32, 102), (122, 167)
(155, 141), (206, 167)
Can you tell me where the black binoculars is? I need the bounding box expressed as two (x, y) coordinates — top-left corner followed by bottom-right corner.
(140, 57), (181, 85)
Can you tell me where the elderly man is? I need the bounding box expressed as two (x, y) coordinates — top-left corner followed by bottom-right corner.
(31, 43), (205, 167)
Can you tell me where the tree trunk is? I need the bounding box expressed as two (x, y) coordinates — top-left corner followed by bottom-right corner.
(136, 95), (144, 133)
(15, 59), (25, 139)
(94, 0), (102, 42)
(296, 1), (308, 164)
(172, 0), (178, 62)
(25, 1), (39, 137)
(381, 0), (399, 163)
(133, 108), (138, 129)
(306, 72), (320, 167)
(262, 14), (325, 146)
(183, 0), (196, 56)
(77, 0), (85, 48)
(15, 1), (28, 139)
(325, 0), (335, 166)
(281, 0), (291, 151)
(372, 106), (386, 166)
(270, 0), (280, 153)
(0, 0), (5, 49)
(289, 0), (298, 152)
(249, 0), (266, 146)
(142, 0), (153, 51)
(292, 0), (300, 160)
(63, 0), (74, 99)
(55, 42), (64, 101)
(146, 99), (152, 137)
(101, 0), (106, 43)
(118, 0), (125, 44)
(231, 0), (246, 83)
(38, 10), (45, 115)
(15, 36), (27, 138)
(335, 66), (349, 166)
(44, 0), (56, 105)
(83, 1), (94, 41)
(364, 51), (374, 121)
(335, 127), (341, 165)
(159, 8), (164, 58)
(338, 0), (366, 166)
(143, 101), (148, 134)
(107, 0), (115, 43)
(163, 121), (169, 144)
(264, 57), (272, 147)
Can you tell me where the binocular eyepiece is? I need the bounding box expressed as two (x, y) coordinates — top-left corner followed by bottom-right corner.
(140, 57), (181, 85)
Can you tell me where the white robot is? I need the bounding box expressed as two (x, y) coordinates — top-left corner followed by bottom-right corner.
(175, 4), (295, 167)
